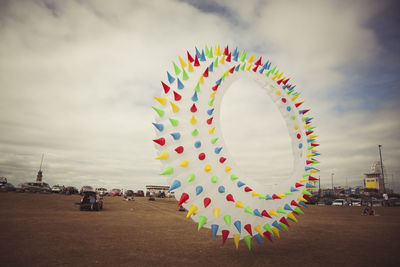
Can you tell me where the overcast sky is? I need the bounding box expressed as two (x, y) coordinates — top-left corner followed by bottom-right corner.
(0, 0), (399, 192)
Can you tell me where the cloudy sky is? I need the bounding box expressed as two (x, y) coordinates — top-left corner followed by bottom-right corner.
(0, 0), (399, 192)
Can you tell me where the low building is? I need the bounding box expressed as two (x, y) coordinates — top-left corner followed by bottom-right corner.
(145, 185), (170, 197)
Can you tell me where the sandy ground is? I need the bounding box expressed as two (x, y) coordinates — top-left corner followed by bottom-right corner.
(0, 193), (399, 267)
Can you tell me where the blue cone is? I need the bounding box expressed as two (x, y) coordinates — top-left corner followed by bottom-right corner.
(177, 78), (184, 90)
(192, 92), (198, 102)
(152, 123), (164, 132)
(208, 62), (214, 72)
(290, 186), (299, 192)
(200, 50), (206, 61)
(207, 108), (214, 115)
(211, 224), (219, 240)
(266, 194), (273, 200)
(284, 204), (293, 211)
(237, 181), (245, 187)
(253, 209), (262, 217)
(272, 221), (282, 231)
(195, 47), (201, 58)
(298, 201), (308, 207)
(214, 147), (222, 154)
(218, 186), (225, 193)
(234, 220), (241, 233)
(167, 71), (175, 84)
(235, 64), (240, 72)
(254, 234), (263, 247)
(196, 186), (203, 195)
(168, 180), (181, 192)
(170, 132), (181, 140)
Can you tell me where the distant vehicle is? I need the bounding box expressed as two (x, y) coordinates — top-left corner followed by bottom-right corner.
(135, 190), (144, 197)
(61, 186), (79, 195)
(349, 199), (361, 206)
(51, 185), (63, 193)
(0, 177), (7, 184)
(80, 186), (94, 195)
(95, 188), (108, 196)
(124, 190), (135, 201)
(21, 182), (51, 193)
(0, 183), (15, 192)
(80, 191), (103, 211)
(110, 188), (122, 196)
(332, 199), (347, 206)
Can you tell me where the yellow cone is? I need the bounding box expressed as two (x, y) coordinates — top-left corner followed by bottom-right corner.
(190, 116), (197, 125)
(269, 209), (279, 217)
(246, 63), (252, 71)
(170, 102), (180, 113)
(287, 212), (298, 223)
(235, 201), (244, 208)
(208, 127), (215, 134)
(154, 96), (167, 106)
(275, 90), (281, 95)
(278, 193), (286, 198)
(209, 91), (216, 98)
(247, 54), (254, 63)
(215, 45), (221, 56)
(251, 191), (260, 197)
(188, 61), (194, 72)
(254, 225), (263, 236)
(186, 205), (198, 218)
(180, 160), (189, 168)
(225, 166), (232, 173)
(233, 234), (240, 249)
(198, 75), (204, 84)
(204, 165), (211, 172)
(219, 55), (225, 64)
(155, 152), (169, 160)
(299, 178), (308, 182)
(213, 208), (220, 219)
(291, 95), (299, 101)
(178, 56), (187, 68)
(272, 227), (280, 238)
(297, 195), (308, 202)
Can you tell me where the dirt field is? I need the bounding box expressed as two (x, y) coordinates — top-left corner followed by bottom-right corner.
(0, 193), (399, 267)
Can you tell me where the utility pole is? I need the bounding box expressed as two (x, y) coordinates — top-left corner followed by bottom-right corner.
(331, 173), (334, 195)
(378, 145), (386, 193)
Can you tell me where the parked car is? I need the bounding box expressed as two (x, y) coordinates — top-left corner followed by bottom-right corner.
(124, 190), (135, 200)
(51, 185), (63, 193)
(349, 199), (361, 206)
(61, 186), (79, 195)
(135, 190), (144, 197)
(0, 183), (15, 192)
(95, 188), (108, 196)
(80, 191), (103, 211)
(0, 177), (7, 184)
(110, 188), (122, 196)
(80, 186), (94, 195)
(21, 182), (51, 193)
(332, 199), (347, 206)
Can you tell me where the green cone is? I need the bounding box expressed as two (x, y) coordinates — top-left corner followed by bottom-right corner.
(194, 83), (200, 93)
(211, 137), (218, 144)
(243, 235), (251, 250)
(192, 129), (199, 136)
(187, 173), (195, 182)
(169, 118), (179, 127)
(240, 50), (246, 62)
(173, 62), (181, 75)
(277, 207), (286, 214)
(263, 223), (273, 235)
(279, 223), (289, 232)
(230, 174), (238, 181)
(224, 215), (231, 227)
(211, 176), (218, 183)
(160, 166), (173, 175)
(244, 206), (254, 215)
(198, 216), (207, 231)
(152, 106), (164, 117)
(182, 69), (189, 80)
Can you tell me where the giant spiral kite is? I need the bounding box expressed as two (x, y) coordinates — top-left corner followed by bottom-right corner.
(152, 45), (320, 250)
